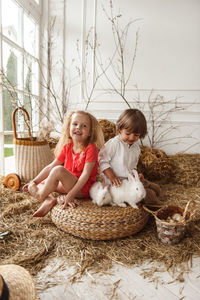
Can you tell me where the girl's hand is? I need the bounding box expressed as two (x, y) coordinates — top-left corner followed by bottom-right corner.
(22, 183), (30, 192)
(62, 194), (77, 209)
(23, 180), (37, 192)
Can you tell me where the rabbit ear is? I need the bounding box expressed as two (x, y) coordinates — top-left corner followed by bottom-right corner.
(132, 169), (139, 180)
(128, 173), (135, 182)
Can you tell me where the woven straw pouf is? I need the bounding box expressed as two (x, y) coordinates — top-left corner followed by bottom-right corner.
(51, 200), (149, 240)
(0, 264), (36, 300)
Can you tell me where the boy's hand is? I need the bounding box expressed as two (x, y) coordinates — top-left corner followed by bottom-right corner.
(103, 168), (122, 187)
(138, 173), (145, 183)
(110, 177), (122, 187)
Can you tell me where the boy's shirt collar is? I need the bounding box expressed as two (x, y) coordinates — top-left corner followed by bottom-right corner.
(117, 134), (137, 148)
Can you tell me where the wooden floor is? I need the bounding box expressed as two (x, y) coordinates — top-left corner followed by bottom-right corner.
(36, 256), (200, 300)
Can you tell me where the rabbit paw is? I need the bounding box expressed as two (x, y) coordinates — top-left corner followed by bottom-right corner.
(118, 203), (127, 207)
(131, 204), (139, 209)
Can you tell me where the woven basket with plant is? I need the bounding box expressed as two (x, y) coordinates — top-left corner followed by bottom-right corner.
(12, 107), (54, 182)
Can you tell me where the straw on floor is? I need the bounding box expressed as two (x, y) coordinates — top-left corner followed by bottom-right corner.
(0, 153), (200, 285)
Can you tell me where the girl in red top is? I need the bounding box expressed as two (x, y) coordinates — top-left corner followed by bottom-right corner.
(23, 111), (104, 217)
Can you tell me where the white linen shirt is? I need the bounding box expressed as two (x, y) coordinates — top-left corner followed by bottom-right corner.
(98, 134), (141, 185)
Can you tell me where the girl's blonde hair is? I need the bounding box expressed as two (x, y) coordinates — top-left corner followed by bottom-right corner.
(54, 110), (105, 156)
(116, 109), (147, 139)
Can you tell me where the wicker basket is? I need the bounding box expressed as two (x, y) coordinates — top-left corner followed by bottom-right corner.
(51, 200), (149, 240)
(0, 264), (36, 300)
(144, 200), (196, 245)
(12, 107), (54, 182)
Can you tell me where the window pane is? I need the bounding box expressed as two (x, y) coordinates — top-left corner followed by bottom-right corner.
(2, 42), (23, 90)
(4, 134), (15, 175)
(24, 58), (33, 94)
(4, 135), (14, 157)
(2, 0), (21, 45)
(22, 95), (39, 137)
(24, 13), (39, 58)
(1, 0), (40, 176)
(14, 95), (33, 138)
(24, 57), (39, 96)
(32, 60), (39, 95)
(3, 88), (18, 131)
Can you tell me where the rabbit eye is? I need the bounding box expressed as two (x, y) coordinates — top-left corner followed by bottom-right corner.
(136, 188), (138, 190)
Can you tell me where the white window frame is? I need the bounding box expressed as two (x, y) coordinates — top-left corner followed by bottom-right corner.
(0, 0), (44, 175)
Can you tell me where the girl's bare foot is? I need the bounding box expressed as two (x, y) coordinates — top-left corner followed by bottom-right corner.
(32, 197), (57, 217)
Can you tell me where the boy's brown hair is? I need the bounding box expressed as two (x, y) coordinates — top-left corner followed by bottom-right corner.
(116, 109), (147, 139)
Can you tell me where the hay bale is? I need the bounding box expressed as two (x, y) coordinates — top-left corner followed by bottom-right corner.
(169, 153), (200, 187)
(46, 137), (59, 150)
(138, 146), (173, 181)
(98, 119), (116, 142)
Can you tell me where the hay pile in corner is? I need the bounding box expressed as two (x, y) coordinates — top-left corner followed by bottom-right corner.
(169, 153), (200, 187)
(1, 159), (200, 283)
(98, 119), (116, 142)
(138, 146), (173, 181)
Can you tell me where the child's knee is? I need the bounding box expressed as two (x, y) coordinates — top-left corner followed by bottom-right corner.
(50, 165), (65, 178)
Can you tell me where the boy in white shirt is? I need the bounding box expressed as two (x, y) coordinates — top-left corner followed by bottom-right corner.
(99, 109), (161, 205)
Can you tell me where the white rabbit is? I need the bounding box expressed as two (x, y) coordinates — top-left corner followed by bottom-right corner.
(109, 169), (146, 209)
(89, 181), (112, 206)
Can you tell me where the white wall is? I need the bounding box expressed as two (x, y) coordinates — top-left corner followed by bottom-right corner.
(48, 0), (200, 154)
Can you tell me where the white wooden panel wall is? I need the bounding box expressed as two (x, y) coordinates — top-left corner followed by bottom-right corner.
(48, 0), (200, 154)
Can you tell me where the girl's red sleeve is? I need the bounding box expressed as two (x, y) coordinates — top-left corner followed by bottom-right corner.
(56, 146), (67, 163)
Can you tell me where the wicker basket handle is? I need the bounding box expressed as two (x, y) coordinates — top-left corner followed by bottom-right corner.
(142, 205), (157, 216)
(12, 107), (32, 140)
(182, 199), (196, 223)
